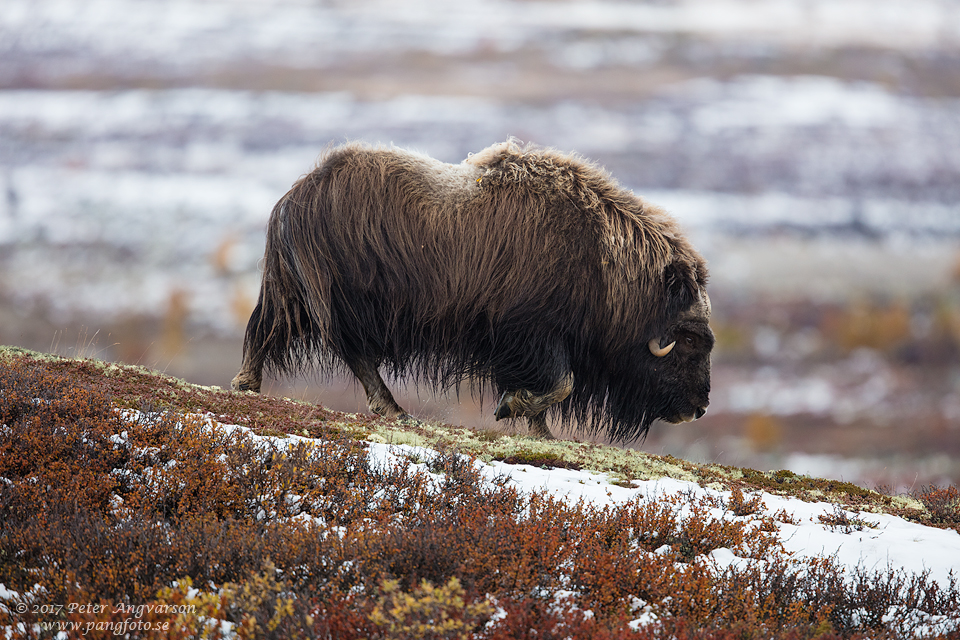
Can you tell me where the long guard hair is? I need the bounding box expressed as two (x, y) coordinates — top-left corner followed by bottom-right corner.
(242, 140), (709, 440)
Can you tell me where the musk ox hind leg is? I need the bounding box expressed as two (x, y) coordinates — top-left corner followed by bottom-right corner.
(231, 362), (263, 393)
(231, 300), (268, 393)
(344, 356), (412, 421)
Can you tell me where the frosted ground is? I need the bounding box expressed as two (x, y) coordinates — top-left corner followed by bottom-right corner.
(383, 437), (960, 634)
(1, 0), (959, 489)
(315, 427), (960, 632)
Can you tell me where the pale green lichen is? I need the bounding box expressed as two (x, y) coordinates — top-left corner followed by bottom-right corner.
(360, 414), (704, 485)
(376, 428), (433, 449)
(890, 495), (926, 512)
(0, 345), (60, 361)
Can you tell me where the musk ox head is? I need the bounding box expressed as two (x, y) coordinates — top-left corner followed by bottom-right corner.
(646, 289), (714, 425)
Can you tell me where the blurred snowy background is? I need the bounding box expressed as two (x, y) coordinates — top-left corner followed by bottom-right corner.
(2, 0), (959, 490)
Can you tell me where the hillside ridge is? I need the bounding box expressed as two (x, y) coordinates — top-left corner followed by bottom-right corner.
(0, 345), (932, 523)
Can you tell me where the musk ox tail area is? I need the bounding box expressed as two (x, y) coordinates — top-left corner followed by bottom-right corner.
(235, 194), (332, 389)
(234, 140), (713, 441)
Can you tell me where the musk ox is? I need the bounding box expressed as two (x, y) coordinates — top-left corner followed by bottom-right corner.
(232, 140), (713, 441)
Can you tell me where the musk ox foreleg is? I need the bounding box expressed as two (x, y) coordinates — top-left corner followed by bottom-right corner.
(527, 414), (555, 440)
(345, 356), (411, 421)
(494, 371), (574, 439)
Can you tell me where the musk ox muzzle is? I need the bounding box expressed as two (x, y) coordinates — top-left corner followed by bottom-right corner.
(232, 140), (713, 441)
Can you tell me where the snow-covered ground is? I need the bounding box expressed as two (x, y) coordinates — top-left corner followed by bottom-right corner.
(366, 440), (960, 590)
(194, 418), (960, 597)
(258, 421), (960, 633)
(381, 436), (960, 636)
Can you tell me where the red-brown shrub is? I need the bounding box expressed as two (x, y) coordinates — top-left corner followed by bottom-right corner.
(916, 485), (960, 531)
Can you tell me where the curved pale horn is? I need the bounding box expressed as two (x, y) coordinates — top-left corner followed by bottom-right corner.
(648, 338), (676, 357)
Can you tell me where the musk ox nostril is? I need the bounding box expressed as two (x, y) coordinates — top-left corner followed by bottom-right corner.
(695, 407), (707, 420)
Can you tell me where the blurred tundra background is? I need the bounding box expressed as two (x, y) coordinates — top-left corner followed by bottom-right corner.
(1, 0), (959, 490)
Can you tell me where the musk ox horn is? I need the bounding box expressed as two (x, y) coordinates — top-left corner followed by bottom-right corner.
(648, 338), (676, 357)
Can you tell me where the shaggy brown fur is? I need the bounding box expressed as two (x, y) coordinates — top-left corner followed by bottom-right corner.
(232, 140), (713, 440)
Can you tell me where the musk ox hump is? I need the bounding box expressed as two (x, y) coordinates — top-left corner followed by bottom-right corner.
(463, 139), (519, 168)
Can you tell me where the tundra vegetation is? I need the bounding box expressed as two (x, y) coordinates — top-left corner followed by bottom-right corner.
(1, 346), (959, 639)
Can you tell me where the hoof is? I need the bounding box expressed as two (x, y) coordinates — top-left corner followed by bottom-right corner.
(231, 375), (261, 393)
